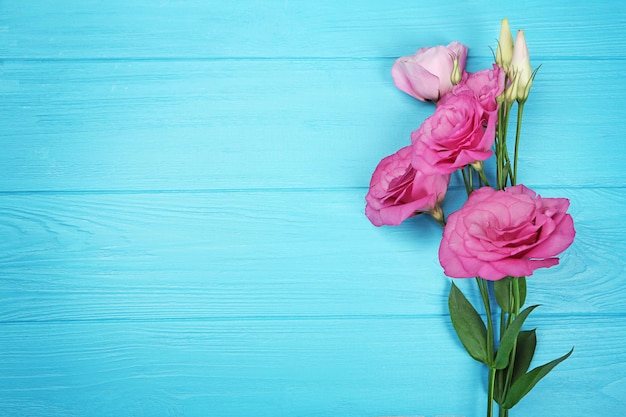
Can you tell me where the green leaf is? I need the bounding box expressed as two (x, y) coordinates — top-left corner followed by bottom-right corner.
(448, 282), (489, 365)
(494, 305), (538, 369)
(502, 347), (574, 409)
(511, 329), (537, 383)
(494, 277), (512, 313)
(494, 367), (506, 404)
(494, 276), (527, 313)
(494, 330), (537, 405)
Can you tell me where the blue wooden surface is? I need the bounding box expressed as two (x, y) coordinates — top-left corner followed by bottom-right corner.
(1, 1), (625, 416)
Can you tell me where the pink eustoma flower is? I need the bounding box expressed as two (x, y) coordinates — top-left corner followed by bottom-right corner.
(439, 185), (576, 280)
(365, 146), (450, 227)
(411, 92), (496, 175)
(391, 41), (469, 102)
(447, 65), (505, 116)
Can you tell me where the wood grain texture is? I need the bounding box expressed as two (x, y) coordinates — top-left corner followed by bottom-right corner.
(1, 0), (625, 59)
(1, 59), (624, 191)
(1, 0), (625, 416)
(0, 187), (622, 323)
(1, 317), (624, 417)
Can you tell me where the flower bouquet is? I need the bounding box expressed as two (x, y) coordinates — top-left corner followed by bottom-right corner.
(365, 19), (576, 417)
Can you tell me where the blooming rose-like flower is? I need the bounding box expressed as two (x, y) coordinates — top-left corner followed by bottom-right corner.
(449, 65), (505, 116)
(439, 185), (575, 280)
(391, 41), (469, 102)
(365, 145), (450, 227)
(411, 92), (496, 175)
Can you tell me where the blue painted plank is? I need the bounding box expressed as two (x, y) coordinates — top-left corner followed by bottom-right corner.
(1, 0), (625, 59)
(1, 59), (624, 191)
(1, 1), (624, 416)
(0, 316), (623, 417)
(0, 187), (621, 322)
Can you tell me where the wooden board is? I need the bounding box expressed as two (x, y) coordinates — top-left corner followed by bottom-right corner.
(1, 0), (625, 59)
(1, 0), (625, 415)
(0, 188), (622, 322)
(1, 317), (624, 416)
(1, 59), (624, 191)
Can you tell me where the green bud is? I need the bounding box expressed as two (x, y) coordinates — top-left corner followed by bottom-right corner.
(496, 18), (514, 71)
(470, 161), (484, 172)
(429, 204), (445, 226)
(450, 55), (462, 86)
(505, 73), (520, 103)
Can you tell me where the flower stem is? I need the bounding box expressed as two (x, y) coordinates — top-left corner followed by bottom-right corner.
(476, 166), (490, 187)
(488, 367), (496, 417)
(496, 101), (513, 190)
(476, 278), (496, 417)
(476, 278), (494, 357)
(500, 278), (522, 415)
(461, 168), (472, 195)
(512, 102), (525, 186)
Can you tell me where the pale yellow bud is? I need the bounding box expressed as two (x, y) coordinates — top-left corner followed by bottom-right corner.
(429, 204), (445, 226)
(509, 30), (533, 101)
(470, 161), (484, 172)
(450, 55), (462, 86)
(504, 73), (520, 103)
(496, 18), (514, 71)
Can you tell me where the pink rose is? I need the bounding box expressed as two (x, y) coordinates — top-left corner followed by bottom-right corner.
(365, 146), (450, 227)
(411, 92), (496, 175)
(391, 41), (469, 102)
(438, 185), (576, 280)
(447, 65), (505, 115)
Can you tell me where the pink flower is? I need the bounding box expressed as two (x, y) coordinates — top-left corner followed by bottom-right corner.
(391, 41), (469, 102)
(448, 65), (505, 115)
(411, 92), (496, 175)
(438, 185), (576, 280)
(365, 146), (450, 227)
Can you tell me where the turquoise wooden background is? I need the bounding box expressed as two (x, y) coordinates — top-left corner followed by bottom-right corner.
(1, 1), (625, 416)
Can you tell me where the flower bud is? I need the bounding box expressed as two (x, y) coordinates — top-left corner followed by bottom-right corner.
(509, 30), (533, 101)
(496, 18), (514, 71)
(429, 204), (445, 226)
(450, 54), (462, 86)
(504, 73), (520, 103)
(470, 161), (484, 172)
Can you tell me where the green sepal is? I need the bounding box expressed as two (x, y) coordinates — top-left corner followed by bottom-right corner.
(501, 347), (574, 409)
(494, 305), (538, 369)
(448, 282), (489, 365)
(494, 276), (527, 313)
(494, 330), (537, 405)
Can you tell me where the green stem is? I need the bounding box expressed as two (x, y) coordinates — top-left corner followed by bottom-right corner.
(512, 102), (525, 186)
(513, 278), (521, 313)
(461, 168), (471, 196)
(488, 367), (496, 417)
(476, 166), (490, 188)
(496, 101), (514, 190)
(499, 309), (506, 345)
(476, 279), (494, 358)
(501, 278), (522, 414)
(476, 278), (495, 417)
